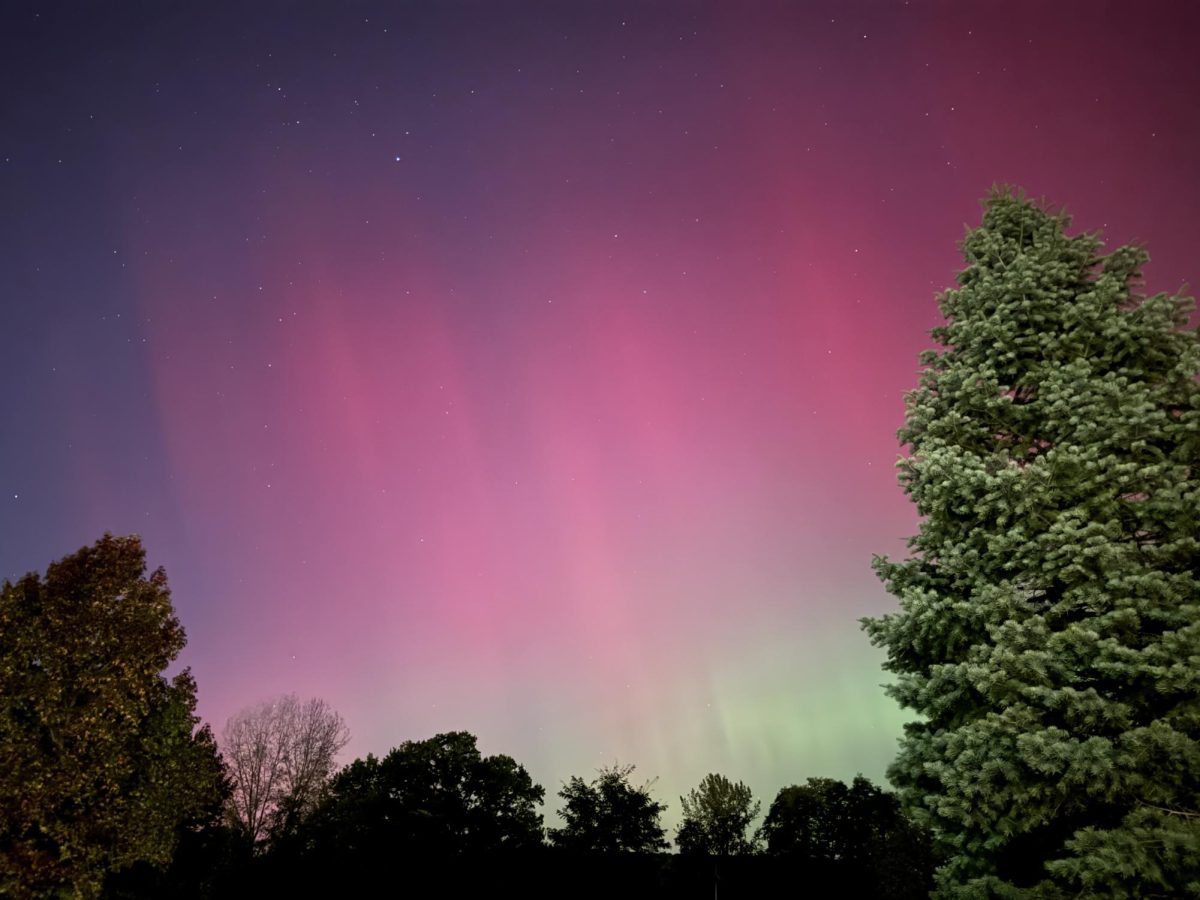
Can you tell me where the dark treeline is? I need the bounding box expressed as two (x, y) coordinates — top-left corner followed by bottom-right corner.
(112, 852), (924, 900)
(1, 535), (935, 898)
(105, 729), (935, 899)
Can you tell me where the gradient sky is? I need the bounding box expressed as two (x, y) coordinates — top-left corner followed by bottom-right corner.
(3, 1), (1199, 830)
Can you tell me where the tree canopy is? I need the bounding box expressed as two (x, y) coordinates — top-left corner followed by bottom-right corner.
(863, 187), (1200, 895)
(758, 775), (932, 897)
(549, 763), (669, 853)
(0, 534), (225, 899)
(311, 731), (545, 857)
(675, 773), (760, 856)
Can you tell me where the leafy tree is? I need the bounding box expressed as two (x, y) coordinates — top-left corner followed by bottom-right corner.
(549, 762), (669, 853)
(102, 743), (240, 900)
(760, 777), (855, 863)
(863, 187), (1200, 896)
(0, 534), (225, 899)
(311, 731), (544, 856)
(221, 694), (349, 846)
(675, 773), (760, 856)
(759, 776), (933, 899)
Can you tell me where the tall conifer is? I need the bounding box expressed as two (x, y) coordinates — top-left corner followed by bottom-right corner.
(864, 188), (1200, 896)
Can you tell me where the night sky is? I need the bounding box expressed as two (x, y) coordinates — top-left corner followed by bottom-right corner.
(3, 1), (1199, 826)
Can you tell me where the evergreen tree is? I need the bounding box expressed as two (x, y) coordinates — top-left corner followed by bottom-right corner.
(863, 188), (1200, 897)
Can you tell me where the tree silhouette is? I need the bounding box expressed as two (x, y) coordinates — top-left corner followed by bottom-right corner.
(549, 763), (669, 853)
(311, 731), (544, 857)
(759, 776), (933, 898)
(221, 694), (349, 846)
(676, 773), (761, 856)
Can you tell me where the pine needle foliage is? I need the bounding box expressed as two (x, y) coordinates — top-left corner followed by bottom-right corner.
(863, 187), (1200, 897)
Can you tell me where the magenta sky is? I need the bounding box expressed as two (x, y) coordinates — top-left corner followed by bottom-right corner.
(3, 2), (1198, 826)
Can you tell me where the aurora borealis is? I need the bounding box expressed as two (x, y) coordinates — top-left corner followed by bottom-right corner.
(2, 2), (1199, 825)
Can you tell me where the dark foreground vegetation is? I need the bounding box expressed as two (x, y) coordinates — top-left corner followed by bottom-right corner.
(109, 847), (932, 900)
(3, 534), (933, 899)
(106, 828), (933, 900)
(100, 726), (935, 898)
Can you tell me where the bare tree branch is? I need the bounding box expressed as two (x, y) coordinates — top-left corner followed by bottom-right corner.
(221, 694), (350, 845)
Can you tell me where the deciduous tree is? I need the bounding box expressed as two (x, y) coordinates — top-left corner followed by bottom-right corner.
(0, 534), (224, 899)
(759, 776), (933, 899)
(675, 773), (760, 856)
(863, 187), (1200, 895)
(309, 731), (545, 856)
(549, 763), (669, 853)
(221, 694), (349, 845)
